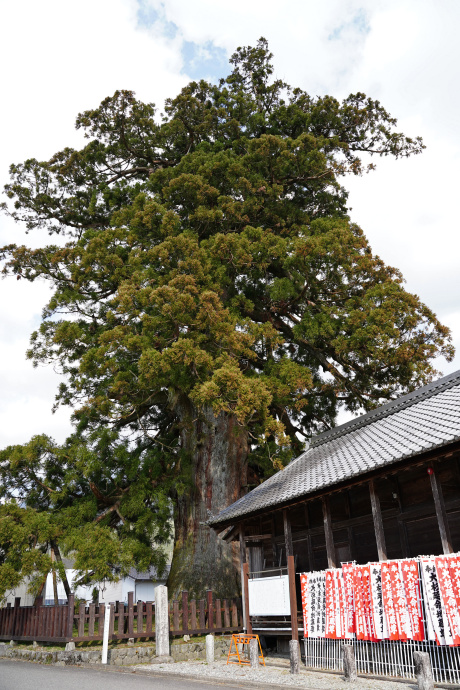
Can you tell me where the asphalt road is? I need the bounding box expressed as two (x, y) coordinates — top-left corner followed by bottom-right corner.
(0, 660), (251, 690)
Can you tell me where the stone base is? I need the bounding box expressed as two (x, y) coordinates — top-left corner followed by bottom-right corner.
(0, 636), (232, 667)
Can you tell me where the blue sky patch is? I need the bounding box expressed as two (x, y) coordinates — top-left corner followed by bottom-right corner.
(328, 9), (370, 41)
(136, 0), (178, 39)
(181, 41), (228, 81)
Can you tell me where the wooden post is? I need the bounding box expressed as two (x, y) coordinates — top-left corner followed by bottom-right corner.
(182, 591), (189, 632)
(12, 597), (20, 640)
(66, 593), (74, 641)
(283, 509), (298, 642)
(428, 466), (453, 554)
(369, 479), (387, 561)
(304, 504), (314, 571)
(239, 524), (252, 634)
(127, 591), (134, 637)
(322, 497), (336, 568)
(206, 590), (214, 631)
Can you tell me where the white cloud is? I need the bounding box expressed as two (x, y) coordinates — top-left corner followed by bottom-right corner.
(0, 0), (459, 446)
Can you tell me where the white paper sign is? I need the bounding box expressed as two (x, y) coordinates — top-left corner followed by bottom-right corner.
(248, 575), (290, 616)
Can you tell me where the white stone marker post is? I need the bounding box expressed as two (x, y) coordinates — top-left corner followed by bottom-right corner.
(155, 585), (170, 658)
(206, 634), (214, 663)
(101, 603), (112, 664)
(414, 651), (434, 690)
(249, 638), (259, 668)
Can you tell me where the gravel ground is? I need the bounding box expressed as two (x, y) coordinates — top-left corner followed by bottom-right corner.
(132, 658), (418, 690)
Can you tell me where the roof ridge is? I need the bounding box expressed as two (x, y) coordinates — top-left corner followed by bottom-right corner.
(311, 369), (460, 448)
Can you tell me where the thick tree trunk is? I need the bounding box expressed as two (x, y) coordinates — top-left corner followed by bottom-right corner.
(168, 402), (248, 599)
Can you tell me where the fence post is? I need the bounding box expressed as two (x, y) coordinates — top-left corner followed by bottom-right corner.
(289, 639), (300, 674)
(127, 591), (134, 638)
(155, 585), (170, 658)
(249, 638), (259, 668)
(342, 644), (357, 683)
(11, 597), (20, 641)
(414, 651), (434, 690)
(66, 594), (75, 642)
(206, 590), (213, 632)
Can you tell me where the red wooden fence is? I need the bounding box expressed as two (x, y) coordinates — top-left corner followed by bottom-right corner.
(0, 590), (243, 644)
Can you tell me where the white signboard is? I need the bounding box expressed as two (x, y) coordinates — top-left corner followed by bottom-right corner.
(248, 575), (290, 616)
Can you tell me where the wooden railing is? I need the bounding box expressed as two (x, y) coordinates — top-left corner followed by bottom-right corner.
(0, 590), (243, 644)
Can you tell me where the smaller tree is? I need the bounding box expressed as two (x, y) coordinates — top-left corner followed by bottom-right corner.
(0, 430), (171, 601)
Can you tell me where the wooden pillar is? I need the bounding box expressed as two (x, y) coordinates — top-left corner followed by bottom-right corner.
(428, 466), (453, 554)
(322, 497), (336, 568)
(369, 479), (387, 561)
(283, 509), (298, 641)
(303, 504), (314, 571)
(270, 517), (278, 567)
(239, 524), (252, 633)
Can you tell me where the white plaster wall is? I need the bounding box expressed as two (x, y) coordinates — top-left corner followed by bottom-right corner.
(98, 578), (124, 604)
(121, 577), (135, 603)
(135, 580), (157, 602)
(3, 580), (34, 606)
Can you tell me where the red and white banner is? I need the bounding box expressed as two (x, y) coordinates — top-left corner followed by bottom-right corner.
(381, 561), (400, 640)
(436, 557), (460, 646)
(400, 560), (424, 641)
(342, 563), (355, 635)
(353, 566), (369, 640)
(325, 570), (337, 638)
(369, 563), (388, 640)
(300, 553), (460, 645)
(300, 573), (309, 638)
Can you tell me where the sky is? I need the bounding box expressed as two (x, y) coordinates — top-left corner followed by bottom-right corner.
(0, 0), (459, 448)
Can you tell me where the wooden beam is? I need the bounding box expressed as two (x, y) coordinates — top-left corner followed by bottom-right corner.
(428, 467), (453, 554)
(369, 479), (387, 561)
(322, 497), (336, 568)
(283, 509), (298, 641)
(239, 524), (252, 633)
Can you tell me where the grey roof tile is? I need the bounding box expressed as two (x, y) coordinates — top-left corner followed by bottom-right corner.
(209, 369), (460, 527)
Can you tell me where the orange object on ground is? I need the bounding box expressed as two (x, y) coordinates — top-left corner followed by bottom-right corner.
(226, 633), (265, 665)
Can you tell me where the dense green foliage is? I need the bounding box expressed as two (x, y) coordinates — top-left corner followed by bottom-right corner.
(0, 39), (453, 595)
(0, 431), (171, 598)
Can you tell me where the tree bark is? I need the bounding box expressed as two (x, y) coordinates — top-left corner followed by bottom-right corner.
(168, 402), (248, 599)
(51, 540), (72, 600)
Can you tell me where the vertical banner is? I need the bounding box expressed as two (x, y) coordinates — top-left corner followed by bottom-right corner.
(306, 571), (326, 638)
(342, 563), (356, 635)
(400, 560), (424, 641)
(353, 566), (368, 640)
(448, 555), (460, 614)
(335, 570), (348, 639)
(381, 561), (400, 640)
(300, 573), (309, 638)
(325, 570), (336, 638)
(361, 566), (377, 642)
(435, 557), (460, 646)
(370, 563), (388, 640)
(420, 558), (449, 645)
(389, 561), (412, 641)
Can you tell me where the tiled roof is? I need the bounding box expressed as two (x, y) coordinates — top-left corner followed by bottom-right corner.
(209, 369), (460, 528)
